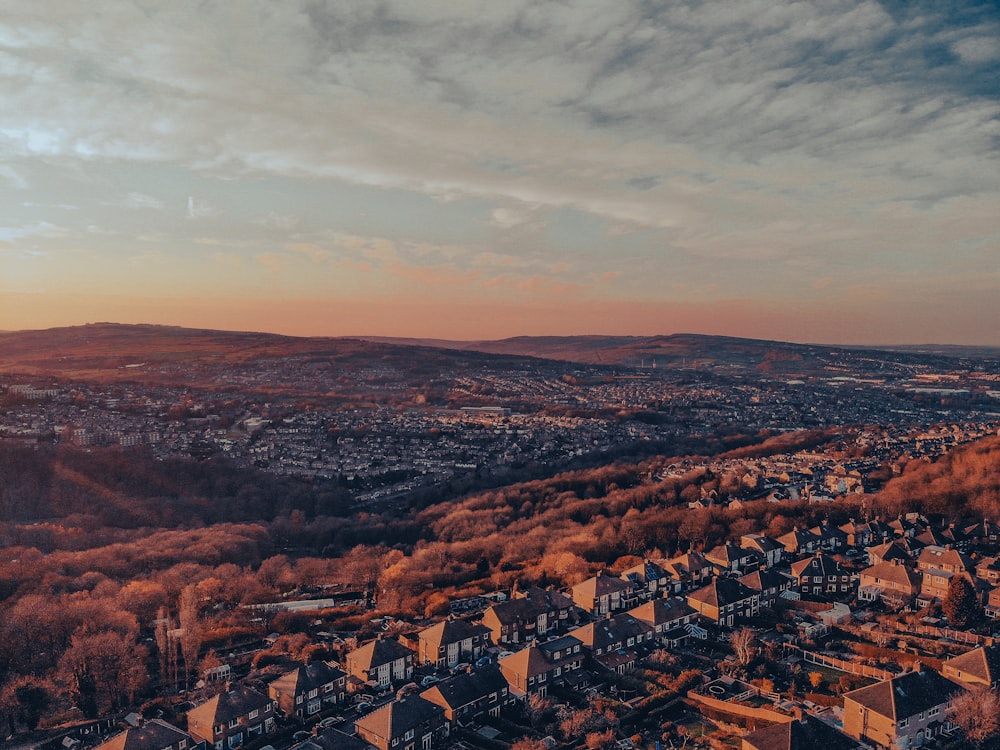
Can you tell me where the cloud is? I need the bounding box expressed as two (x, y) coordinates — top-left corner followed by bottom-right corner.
(186, 196), (217, 219)
(122, 191), (164, 210)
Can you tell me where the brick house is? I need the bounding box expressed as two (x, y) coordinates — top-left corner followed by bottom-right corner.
(790, 552), (853, 597)
(412, 618), (491, 668)
(420, 666), (514, 723)
(498, 636), (584, 698)
(687, 578), (760, 627)
(346, 637), (415, 688)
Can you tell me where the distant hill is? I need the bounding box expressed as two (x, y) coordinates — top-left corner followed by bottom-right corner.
(1, 324), (997, 384)
(362, 333), (1000, 374)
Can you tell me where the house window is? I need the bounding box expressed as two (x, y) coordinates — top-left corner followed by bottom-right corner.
(899, 718), (909, 728)
(929, 707), (939, 717)
(248, 710), (258, 720)
(404, 729), (414, 740)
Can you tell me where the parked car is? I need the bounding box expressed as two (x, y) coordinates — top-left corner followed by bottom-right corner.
(292, 731), (312, 742)
(420, 675), (439, 687)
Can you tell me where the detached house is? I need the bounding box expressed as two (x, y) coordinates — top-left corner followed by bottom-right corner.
(186, 685), (276, 750)
(413, 619), (491, 668)
(346, 637), (415, 688)
(842, 665), (962, 749)
(268, 661), (346, 718)
(353, 696), (448, 750)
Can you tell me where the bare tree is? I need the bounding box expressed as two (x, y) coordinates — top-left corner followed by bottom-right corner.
(948, 685), (1000, 747)
(178, 585), (202, 691)
(730, 627), (758, 665)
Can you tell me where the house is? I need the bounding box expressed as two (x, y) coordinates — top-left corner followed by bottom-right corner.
(620, 560), (674, 597)
(842, 664), (962, 749)
(346, 637), (415, 688)
(738, 569), (793, 607)
(857, 560), (921, 607)
(293, 729), (370, 750)
(809, 521), (848, 552)
(742, 713), (862, 750)
(661, 552), (715, 590)
(353, 696), (449, 750)
(480, 586), (576, 646)
(974, 556), (1000, 586)
(268, 661), (347, 717)
(915, 546), (975, 606)
(704, 543), (760, 575)
(186, 685), (276, 750)
(942, 645), (1000, 689)
(94, 720), (198, 750)
(687, 578), (760, 627)
(789, 552), (853, 597)
(776, 527), (821, 556)
(571, 574), (639, 616)
(420, 666), (513, 723)
(498, 636), (585, 698)
(839, 519), (887, 549)
(867, 540), (915, 566)
(412, 619), (491, 668)
(740, 534), (785, 568)
(627, 597), (699, 647)
(569, 613), (655, 673)
(986, 585), (1000, 618)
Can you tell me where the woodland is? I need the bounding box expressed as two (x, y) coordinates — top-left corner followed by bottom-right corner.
(1, 429), (999, 732)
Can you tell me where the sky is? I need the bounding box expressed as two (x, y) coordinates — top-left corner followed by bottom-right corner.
(1, 1), (998, 345)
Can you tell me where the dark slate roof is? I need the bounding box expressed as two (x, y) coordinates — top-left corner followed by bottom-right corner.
(573, 574), (634, 600)
(188, 685), (272, 730)
(743, 715), (861, 750)
(844, 667), (963, 721)
(96, 720), (192, 750)
(569, 614), (653, 651)
(627, 596), (697, 627)
(790, 552), (843, 578)
(739, 569), (792, 593)
(419, 666), (509, 711)
(687, 577), (757, 608)
(270, 661), (345, 697)
(295, 729), (371, 750)
(417, 618), (490, 648)
(354, 696), (444, 742)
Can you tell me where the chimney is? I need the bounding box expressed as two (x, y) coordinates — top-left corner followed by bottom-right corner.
(912, 661), (923, 673)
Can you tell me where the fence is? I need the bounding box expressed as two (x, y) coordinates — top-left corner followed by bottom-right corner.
(787, 644), (893, 681)
(893, 623), (994, 647)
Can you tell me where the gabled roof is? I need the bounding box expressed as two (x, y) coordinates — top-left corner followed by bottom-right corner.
(296, 729), (370, 750)
(662, 552), (711, 577)
(742, 715), (861, 750)
(687, 577), (757, 609)
(944, 645), (1000, 685)
(348, 637), (414, 671)
(515, 585), (574, 610)
(187, 686), (271, 735)
(420, 666), (509, 712)
(417, 619), (490, 649)
(498, 636), (582, 679)
(621, 560), (670, 585)
(790, 552), (843, 578)
(741, 534), (784, 554)
(844, 667), (962, 721)
(705, 543), (757, 567)
(739, 569), (792, 593)
(777, 527), (821, 550)
(96, 720), (192, 750)
(354, 696), (444, 743)
(868, 540), (913, 563)
(270, 662), (345, 697)
(627, 596), (697, 627)
(569, 613), (653, 651)
(573, 574), (633, 600)
(860, 561), (921, 591)
(916, 545), (972, 573)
